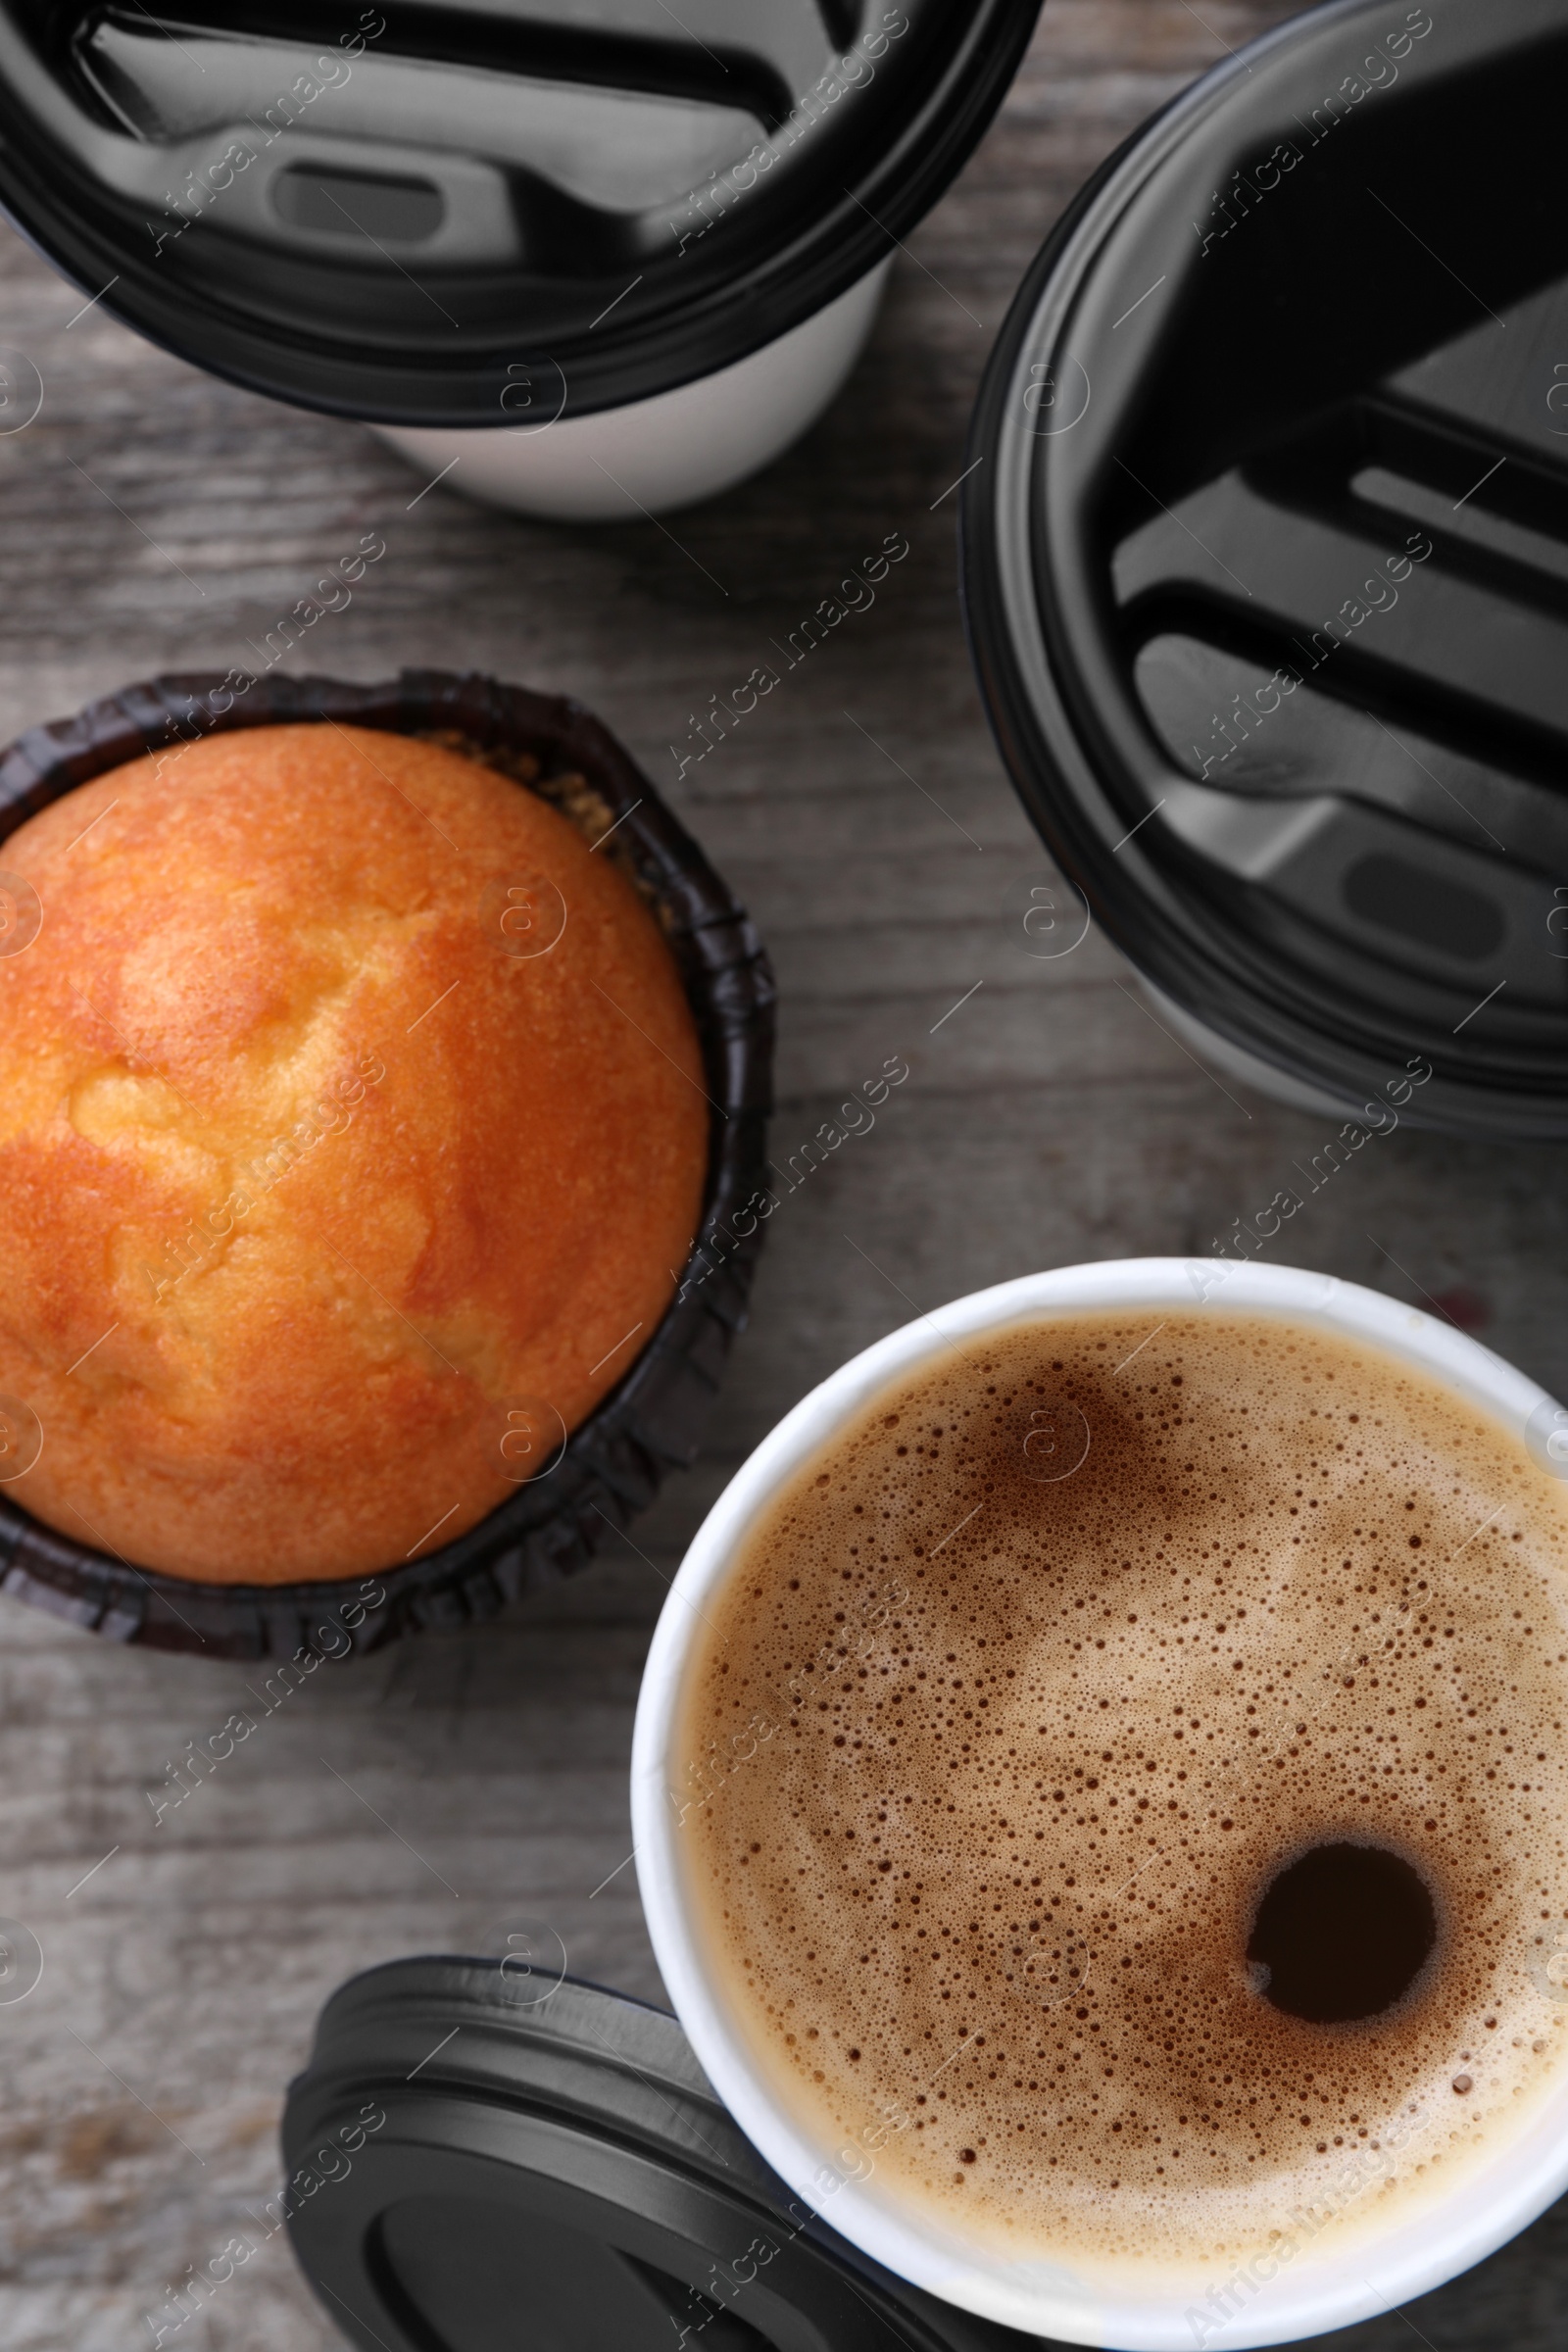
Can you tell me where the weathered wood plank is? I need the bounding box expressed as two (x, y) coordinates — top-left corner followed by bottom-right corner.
(1, 4), (1563, 2344)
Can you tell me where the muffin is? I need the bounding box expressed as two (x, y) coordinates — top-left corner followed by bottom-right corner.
(0, 720), (709, 1583)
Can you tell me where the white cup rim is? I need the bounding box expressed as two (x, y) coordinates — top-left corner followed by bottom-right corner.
(631, 1257), (1568, 2347)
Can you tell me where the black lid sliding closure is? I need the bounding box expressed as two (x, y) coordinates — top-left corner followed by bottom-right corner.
(282, 1962), (1028, 2350)
(962, 0), (1568, 1139)
(0, 1), (1040, 425)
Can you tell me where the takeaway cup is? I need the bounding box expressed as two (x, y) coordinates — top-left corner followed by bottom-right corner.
(0, 2), (1040, 518)
(633, 1255), (1568, 2347)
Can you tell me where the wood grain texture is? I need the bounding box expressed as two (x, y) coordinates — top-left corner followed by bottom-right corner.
(2, 6), (1566, 2346)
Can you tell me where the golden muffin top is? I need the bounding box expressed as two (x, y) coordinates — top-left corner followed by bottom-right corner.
(0, 722), (707, 1582)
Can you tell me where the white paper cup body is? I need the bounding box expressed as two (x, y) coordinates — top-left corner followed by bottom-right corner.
(372, 258), (891, 522)
(631, 1256), (1568, 2347)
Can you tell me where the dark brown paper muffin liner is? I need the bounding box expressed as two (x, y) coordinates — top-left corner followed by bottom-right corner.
(0, 668), (774, 1657)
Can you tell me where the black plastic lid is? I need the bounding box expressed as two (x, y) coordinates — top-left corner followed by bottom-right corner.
(962, 0), (1568, 1139)
(0, 2), (1039, 425)
(281, 1960), (1032, 2350)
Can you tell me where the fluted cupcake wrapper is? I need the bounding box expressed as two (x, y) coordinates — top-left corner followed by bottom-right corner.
(0, 668), (775, 1657)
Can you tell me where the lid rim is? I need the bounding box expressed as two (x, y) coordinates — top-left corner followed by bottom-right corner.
(281, 1963), (1006, 2351)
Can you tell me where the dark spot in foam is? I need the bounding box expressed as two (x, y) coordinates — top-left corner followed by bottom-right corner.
(1248, 1843), (1437, 2024)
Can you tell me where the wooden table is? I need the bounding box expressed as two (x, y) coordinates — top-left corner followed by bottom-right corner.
(3, 6), (1566, 2345)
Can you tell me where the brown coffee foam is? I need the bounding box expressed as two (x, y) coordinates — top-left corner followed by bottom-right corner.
(678, 1310), (1568, 2281)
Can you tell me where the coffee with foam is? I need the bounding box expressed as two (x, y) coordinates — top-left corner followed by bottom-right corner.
(679, 1311), (1568, 2288)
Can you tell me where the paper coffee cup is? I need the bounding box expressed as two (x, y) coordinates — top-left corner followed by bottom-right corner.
(370, 261), (892, 523)
(0, 8), (1038, 522)
(632, 1256), (1568, 2347)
